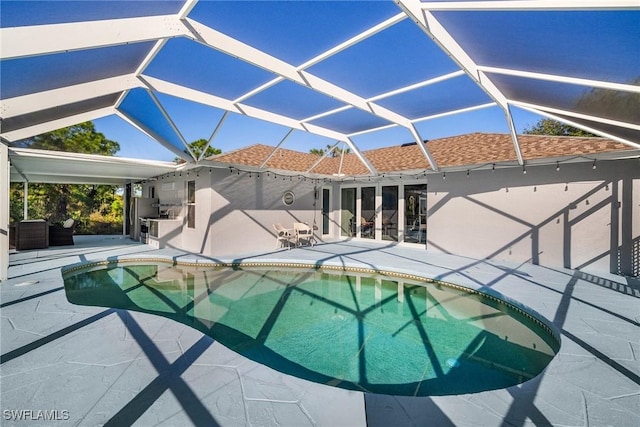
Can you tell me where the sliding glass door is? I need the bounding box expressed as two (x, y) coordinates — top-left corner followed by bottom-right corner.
(360, 186), (375, 239)
(341, 188), (356, 237)
(381, 186), (398, 241)
(404, 184), (427, 243)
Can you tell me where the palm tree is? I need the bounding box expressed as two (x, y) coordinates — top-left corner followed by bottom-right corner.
(175, 138), (222, 163)
(309, 145), (351, 157)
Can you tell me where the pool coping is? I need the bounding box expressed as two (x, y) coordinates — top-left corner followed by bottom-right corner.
(4, 238), (639, 426)
(61, 255), (562, 351)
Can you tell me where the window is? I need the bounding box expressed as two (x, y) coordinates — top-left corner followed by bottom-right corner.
(341, 188), (356, 237)
(361, 186), (375, 239)
(322, 188), (330, 235)
(187, 180), (195, 229)
(382, 186), (398, 241)
(404, 184), (427, 243)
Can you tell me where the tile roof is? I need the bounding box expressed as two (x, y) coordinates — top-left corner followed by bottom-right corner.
(208, 133), (634, 175)
(212, 144), (316, 172)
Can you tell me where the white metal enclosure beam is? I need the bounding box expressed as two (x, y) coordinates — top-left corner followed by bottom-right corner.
(397, 0), (525, 165)
(345, 137), (379, 176)
(1, 74), (141, 118)
(0, 15), (190, 60)
(200, 111), (230, 162)
(418, 1), (639, 11)
(1, 107), (115, 142)
(477, 66), (640, 94)
(260, 128), (295, 168)
(140, 75), (349, 142)
(182, 18), (416, 130)
(512, 101), (640, 149)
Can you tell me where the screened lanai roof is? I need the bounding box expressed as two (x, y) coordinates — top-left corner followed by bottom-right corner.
(1, 0), (639, 177)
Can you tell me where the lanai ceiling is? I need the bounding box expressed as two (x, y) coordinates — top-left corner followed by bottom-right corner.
(1, 0), (638, 176)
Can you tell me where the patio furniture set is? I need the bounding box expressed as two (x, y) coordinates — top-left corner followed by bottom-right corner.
(10, 218), (75, 250)
(273, 222), (317, 249)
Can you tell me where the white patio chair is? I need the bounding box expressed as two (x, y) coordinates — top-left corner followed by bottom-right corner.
(293, 222), (316, 247)
(273, 223), (295, 249)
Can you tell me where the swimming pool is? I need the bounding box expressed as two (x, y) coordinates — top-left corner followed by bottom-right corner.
(62, 260), (559, 396)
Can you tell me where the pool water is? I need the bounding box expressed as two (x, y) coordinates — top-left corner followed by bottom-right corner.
(63, 261), (559, 396)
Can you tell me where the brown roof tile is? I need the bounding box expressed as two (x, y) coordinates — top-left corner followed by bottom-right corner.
(212, 144), (317, 172)
(310, 155), (370, 175)
(209, 133), (633, 175)
(364, 133), (632, 171)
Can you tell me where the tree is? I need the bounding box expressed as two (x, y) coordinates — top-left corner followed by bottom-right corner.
(12, 122), (120, 155)
(175, 138), (222, 163)
(309, 144), (351, 157)
(523, 118), (598, 137)
(10, 122), (123, 233)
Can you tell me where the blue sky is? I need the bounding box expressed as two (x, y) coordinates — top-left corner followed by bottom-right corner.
(93, 104), (545, 161)
(3, 2), (637, 161)
(83, 1), (556, 161)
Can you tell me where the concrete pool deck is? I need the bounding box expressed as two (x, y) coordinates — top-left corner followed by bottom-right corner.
(1, 235), (638, 426)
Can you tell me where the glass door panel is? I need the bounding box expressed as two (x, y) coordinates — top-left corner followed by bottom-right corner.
(404, 184), (427, 243)
(382, 186), (398, 241)
(360, 186), (375, 239)
(341, 188), (356, 237)
(322, 188), (330, 235)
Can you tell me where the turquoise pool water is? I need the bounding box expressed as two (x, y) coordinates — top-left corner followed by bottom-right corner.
(63, 261), (559, 396)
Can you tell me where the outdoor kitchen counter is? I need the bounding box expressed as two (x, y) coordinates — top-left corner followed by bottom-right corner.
(147, 218), (182, 249)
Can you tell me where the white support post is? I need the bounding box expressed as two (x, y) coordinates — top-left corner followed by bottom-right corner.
(1, 143), (9, 281)
(200, 111), (230, 162)
(23, 182), (28, 220)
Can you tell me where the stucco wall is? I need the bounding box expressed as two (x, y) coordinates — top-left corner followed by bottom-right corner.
(145, 158), (638, 277)
(147, 169), (321, 257)
(426, 159), (639, 276)
(205, 170), (320, 256)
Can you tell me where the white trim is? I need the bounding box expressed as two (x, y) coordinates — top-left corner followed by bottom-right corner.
(348, 123), (399, 137)
(1, 74), (140, 119)
(233, 77), (284, 104)
(409, 124), (439, 171)
(0, 15), (189, 60)
(8, 147), (176, 185)
(367, 70), (466, 102)
(302, 106), (353, 123)
(298, 13), (407, 71)
(200, 111), (230, 162)
(345, 137), (379, 176)
(418, 1), (639, 11)
(513, 103), (640, 150)
(1, 143), (9, 281)
(478, 66), (640, 93)
(1, 107), (115, 142)
(260, 128), (295, 168)
(184, 17), (416, 133)
(397, 0), (525, 164)
(412, 102), (497, 123)
(511, 100), (640, 132)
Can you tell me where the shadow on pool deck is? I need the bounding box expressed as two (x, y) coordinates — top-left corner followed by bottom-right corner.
(2, 237), (638, 426)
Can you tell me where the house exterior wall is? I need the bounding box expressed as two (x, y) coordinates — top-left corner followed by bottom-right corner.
(145, 169), (321, 256)
(205, 170), (320, 255)
(426, 159), (639, 276)
(144, 158), (638, 277)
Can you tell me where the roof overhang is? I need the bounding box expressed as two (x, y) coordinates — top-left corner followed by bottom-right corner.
(8, 147), (177, 185)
